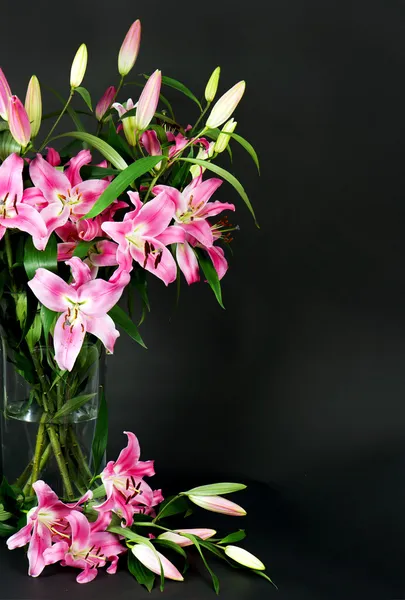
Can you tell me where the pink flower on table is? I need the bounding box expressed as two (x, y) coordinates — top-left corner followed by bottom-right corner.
(29, 151), (109, 245)
(0, 153), (47, 249)
(153, 175), (234, 248)
(6, 480), (92, 578)
(28, 258), (129, 371)
(102, 191), (183, 286)
(94, 431), (163, 527)
(43, 511), (125, 584)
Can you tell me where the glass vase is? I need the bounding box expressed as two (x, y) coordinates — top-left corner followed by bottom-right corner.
(0, 339), (104, 499)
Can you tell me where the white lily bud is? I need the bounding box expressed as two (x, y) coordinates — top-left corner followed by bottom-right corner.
(205, 66), (221, 103)
(224, 545), (265, 570)
(70, 43), (88, 89)
(206, 81), (245, 129)
(214, 118), (237, 154)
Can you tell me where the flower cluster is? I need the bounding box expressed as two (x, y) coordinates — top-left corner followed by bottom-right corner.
(6, 432), (271, 590)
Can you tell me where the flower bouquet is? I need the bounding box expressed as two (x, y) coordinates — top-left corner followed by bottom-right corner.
(0, 18), (269, 592)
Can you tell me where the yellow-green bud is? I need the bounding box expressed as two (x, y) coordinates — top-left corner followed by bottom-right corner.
(224, 546), (265, 570)
(70, 43), (88, 89)
(214, 118), (237, 154)
(24, 75), (42, 139)
(205, 66), (221, 103)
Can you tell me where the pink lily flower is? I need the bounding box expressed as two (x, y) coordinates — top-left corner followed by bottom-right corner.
(102, 191), (182, 286)
(158, 528), (216, 547)
(88, 240), (119, 267)
(57, 242), (77, 261)
(6, 480), (92, 578)
(0, 153), (47, 248)
(46, 146), (61, 166)
(28, 258), (130, 371)
(95, 86), (117, 121)
(175, 228), (229, 285)
(8, 95), (31, 147)
(132, 545), (183, 581)
(43, 511), (125, 583)
(154, 175), (234, 248)
(0, 67), (12, 120)
(29, 152), (109, 245)
(167, 131), (210, 160)
(94, 431), (162, 527)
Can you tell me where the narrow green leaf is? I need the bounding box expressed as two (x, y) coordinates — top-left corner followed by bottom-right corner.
(73, 240), (95, 258)
(0, 508), (13, 522)
(231, 133), (260, 174)
(41, 305), (57, 341)
(109, 305), (146, 348)
(91, 483), (106, 499)
(52, 132), (128, 170)
(127, 551), (155, 592)
(155, 495), (189, 519)
(24, 234), (57, 280)
(0, 130), (20, 160)
(199, 541), (239, 567)
(91, 387), (108, 474)
(0, 522), (17, 537)
(75, 86), (93, 112)
(179, 158), (257, 224)
(182, 534), (220, 595)
(48, 87), (86, 132)
(53, 393), (96, 419)
(159, 75), (202, 111)
(195, 248), (225, 309)
(84, 156), (164, 219)
(80, 165), (119, 179)
(183, 482), (247, 496)
(154, 538), (187, 559)
(218, 530), (246, 544)
(253, 570), (278, 589)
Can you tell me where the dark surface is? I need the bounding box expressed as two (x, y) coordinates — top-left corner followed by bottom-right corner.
(0, 483), (399, 600)
(1, 0), (405, 597)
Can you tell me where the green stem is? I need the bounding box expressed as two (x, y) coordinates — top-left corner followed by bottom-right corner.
(14, 459), (33, 490)
(22, 442), (52, 496)
(153, 494), (182, 523)
(167, 126), (208, 167)
(30, 415), (48, 490)
(39, 90), (74, 152)
(144, 173), (160, 203)
(68, 427), (93, 484)
(46, 424), (74, 500)
(191, 103), (210, 135)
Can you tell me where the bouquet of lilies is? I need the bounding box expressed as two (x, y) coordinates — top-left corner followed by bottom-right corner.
(0, 18), (265, 592)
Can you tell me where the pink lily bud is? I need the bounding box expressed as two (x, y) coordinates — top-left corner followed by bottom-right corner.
(0, 68), (12, 120)
(131, 545), (184, 581)
(224, 545), (266, 570)
(188, 495), (247, 516)
(206, 81), (246, 129)
(135, 70), (161, 132)
(118, 20), (141, 77)
(8, 95), (31, 148)
(70, 43), (88, 89)
(95, 86), (116, 121)
(25, 75), (42, 138)
(158, 528), (216, 547)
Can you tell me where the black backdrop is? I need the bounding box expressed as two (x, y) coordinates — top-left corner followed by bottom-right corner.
(1, 0), (405, 594)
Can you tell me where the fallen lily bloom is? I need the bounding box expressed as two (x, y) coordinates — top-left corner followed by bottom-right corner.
(158, 528), (216, 547)
(131, 545), (184, 581)
(224, 545), (265, 570)
(6, 480), (92, 577)
(188, 495), (247, 516)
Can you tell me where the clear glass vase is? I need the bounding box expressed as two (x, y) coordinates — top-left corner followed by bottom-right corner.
(0, 339), (104, 499)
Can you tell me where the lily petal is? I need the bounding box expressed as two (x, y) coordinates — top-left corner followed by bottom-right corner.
(86, 313), (120, 354)
(54, 311), (86, 371)
(29, 153), (71, 205)
(28, 269), (74, 312)
(176, 241), (199, 285)
(27, 522), (51, 577)
(6, 522), (32, 550)
(65, 149), (92, 187)
(132, 193), (175, 238)
(78, 271), (130, 316)
(0, 153), (24, 202)
(181, 220), (214, 247)
(66, 257), (93, 288)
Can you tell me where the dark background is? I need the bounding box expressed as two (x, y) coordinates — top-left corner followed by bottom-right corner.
(1, 0), (405, 597)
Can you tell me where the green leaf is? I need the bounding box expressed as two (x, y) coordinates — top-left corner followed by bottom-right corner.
(53, 132), (128, 170)
(154, 538), (187, 559)
(231, 133), (260, 174)
(91, 483), (106, 499)
(195, 248), (225, 309)
(0, 130), (20, 160)
(253, 570), (278, 589)
(218, 530), (246, 544)
(48, 87), (87, 132)
(159, 75), (202, 111)
(183, 482), (247, 496)
(0, 121), (9, 132)
(127, 551), (155, 592)
(74, 86), (93, 112)
(0, 506), (13, 521)
(24, 234), (57, 280)
(41, 306), (57, 341)
(109, 305), (146, 348)
(73, 240), (95, 258)
(80, 165), (119, 179)
(84, 156), (164, 219)
(179, 158), (257, 224)
(53, 393), (96, 419)
(182, 534), (220, 595)
(91, 386), (108, 474)
(155, 495), (190, 519)
(0, 522), (17, 537)
(199, 541), (239, 567)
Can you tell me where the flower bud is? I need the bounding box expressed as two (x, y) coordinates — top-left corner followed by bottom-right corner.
(70, 43), (88, 89)
(8, 95), (31, 148)
(224, 545), (265, 570)
(135, 70), (161, 131)
(190, 142), (215, 178)
(206, 81), (245, 129)
(113, 99), (137, 146)
(95, 86), (116, 121)
(0, 68), (12, 120)
(188, 495), (246, 516)
(214, 118), (237, 154)
(131, 545), (184, 581)
(158, 529), (216, 547)
(118, 20), (141, 77)
(205, 66), (220, 103)
(25, 75), (42, 138)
